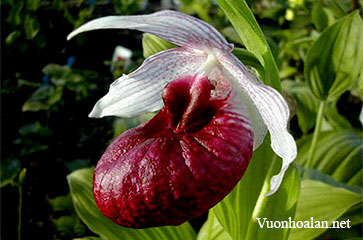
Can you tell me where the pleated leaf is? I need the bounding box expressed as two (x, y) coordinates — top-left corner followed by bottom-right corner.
(197, 211), (232, 240)
(305, 11), (363, 100)
(296, 131), (362, 187)
(67, 168), (196, 240)
(213, 140), (300, 240)
(289, 179), (362, 240)
(282, 80), (319, 134)
(282, 80), (353, 132)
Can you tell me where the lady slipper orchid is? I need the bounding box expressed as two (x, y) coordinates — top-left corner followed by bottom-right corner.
(68, 10), (297, 228)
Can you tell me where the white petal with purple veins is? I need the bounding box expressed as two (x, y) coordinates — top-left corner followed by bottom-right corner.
(67, 10), (233, 52)
(89, 48), (207, 118)
(222, 68), (267, 150)
(217, 50), (297, 195)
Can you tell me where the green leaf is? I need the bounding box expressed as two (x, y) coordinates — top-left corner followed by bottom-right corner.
(53, 0), (63, 11)
(51, 215), (86, 237)
(232, 48), (265, 78)
(74, 8), (94, 28)
(289, 179), (362, 240)
(213, 140), (300, 240)
(327, 0), (348, 19)
(48, 194), (74, 212)
(24, 14), (39, 39)
(221, 27), (244, 45)
(281, 81), (353, 132)
(337, 203), (363, 226)
(358, 71), (363, 101)
(6, 2), (24, 26)
(282, 80), (320, 134)
(22, 86), (63, 112)
(67, 168), (196, 240)
(197, 211), (232, 240)
(180, 0), (213, 23)
(296, 131), (362, 187)
(304, 11), (363, 100)
(311, 6), (335, 31)
(217, 0), (281, 91)
(142, 33), (175, 58)
(298, 167), (362, 195)
(243, 164), (300, 240)
(0, 158), (21, 188)
(5, 30), (22, 46)
(26, 0), (41, 11)
(324, 103), (354, 130)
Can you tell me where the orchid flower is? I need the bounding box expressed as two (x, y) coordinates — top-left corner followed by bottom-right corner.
(68, 10), (297, 227)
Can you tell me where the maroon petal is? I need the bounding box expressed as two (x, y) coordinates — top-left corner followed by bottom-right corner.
(93, 74), (253, 228)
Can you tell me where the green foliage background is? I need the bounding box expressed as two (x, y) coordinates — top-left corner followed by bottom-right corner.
(1, 0), (362, 239)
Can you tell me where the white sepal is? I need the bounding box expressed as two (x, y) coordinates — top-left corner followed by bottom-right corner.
(68, 10), (233, 52)
(89, 48), (207, 118)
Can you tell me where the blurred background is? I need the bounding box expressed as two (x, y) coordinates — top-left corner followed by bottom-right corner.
(1, 0), (362, 239)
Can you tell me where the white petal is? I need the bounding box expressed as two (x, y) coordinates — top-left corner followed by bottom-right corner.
(223, 68), (267, 149)
(217, 51), (297, 196)
(67, 10), (233, 52)
(89, 48), (207, 118)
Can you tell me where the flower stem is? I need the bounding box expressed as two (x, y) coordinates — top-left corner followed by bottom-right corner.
(17, 168), (26, 240)
(306, 101), (326, 169)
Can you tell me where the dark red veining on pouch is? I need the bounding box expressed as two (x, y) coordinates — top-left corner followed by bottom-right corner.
(93, 74), (253, 228)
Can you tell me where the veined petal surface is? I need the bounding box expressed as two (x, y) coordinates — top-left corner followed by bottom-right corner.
(217, 50), (297, 195)
(222, 69), (267, 150)
(68, 10), (233, 52)
(89, 48), (207, 118)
